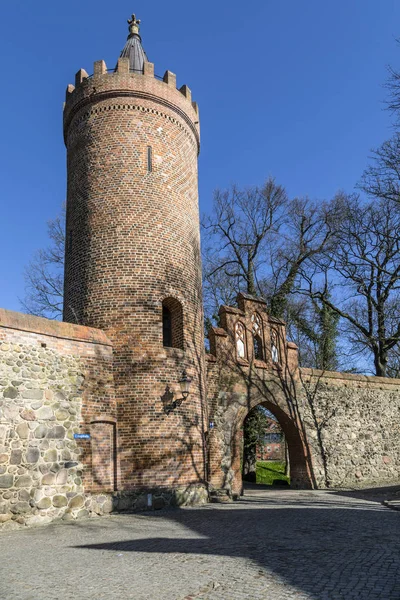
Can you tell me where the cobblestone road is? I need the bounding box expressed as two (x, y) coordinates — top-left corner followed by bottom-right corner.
(0, 487), (399, 600)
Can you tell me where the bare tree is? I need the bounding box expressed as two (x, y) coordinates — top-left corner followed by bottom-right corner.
(242, 405), (270, 481)
(301, 194), (400, 377)
(359, 134), (400, 205)
(202, 178), (288, 310)
(358, 51), (400, 206)
(21, 206), (65, 319)
(202, 181), (340, 368)
(260, 196), (337, 320)
(384, 57), (400, 119)
(285, 293), (340, 371)
(387, 344), (400, 378)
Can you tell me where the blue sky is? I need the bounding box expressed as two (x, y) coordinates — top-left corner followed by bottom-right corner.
(1, 1), (400, 313)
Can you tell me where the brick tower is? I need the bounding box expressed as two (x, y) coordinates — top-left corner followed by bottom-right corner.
(63, 15), (207, 506)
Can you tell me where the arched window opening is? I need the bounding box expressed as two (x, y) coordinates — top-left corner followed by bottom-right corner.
(271, 329), (280, 364)
(162, 298), (184, 349)
(236, 322), (247, 360)
(162, 305), (172, 347)
(251, 313), (263, 360)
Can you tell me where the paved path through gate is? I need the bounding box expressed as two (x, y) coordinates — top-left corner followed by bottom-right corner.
(0, 487), (399, 599)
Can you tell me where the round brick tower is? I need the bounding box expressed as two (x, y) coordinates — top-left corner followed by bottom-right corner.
(63, 15), (207, 506)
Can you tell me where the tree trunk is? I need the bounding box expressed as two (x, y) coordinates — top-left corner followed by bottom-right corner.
(242, 445), (257, 482)
(374, 357), (387, 377)
(247, 252), (256, 296)
(284, 438), (290, 477)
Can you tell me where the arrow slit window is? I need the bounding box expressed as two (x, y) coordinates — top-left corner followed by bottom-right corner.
(147, 146), (153, 172)
(162, 297), (183, 349)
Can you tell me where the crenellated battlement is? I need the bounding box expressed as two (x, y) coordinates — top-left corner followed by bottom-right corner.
(63, 58), (200, 149)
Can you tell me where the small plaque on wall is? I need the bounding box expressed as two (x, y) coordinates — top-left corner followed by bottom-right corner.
(74, 433), (91, 440)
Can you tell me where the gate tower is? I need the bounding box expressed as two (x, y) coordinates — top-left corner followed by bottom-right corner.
(63, 14), (207, 502)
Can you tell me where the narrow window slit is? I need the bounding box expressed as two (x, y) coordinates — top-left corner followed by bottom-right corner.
(236, 322), (247, 360)
(162, 298), (183, 349)
(163, 305), (172, 347)
(147, 146), (153, 172)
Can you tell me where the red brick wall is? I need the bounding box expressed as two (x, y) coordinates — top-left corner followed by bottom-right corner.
(257, 444), (284, 462)
(63, 61), (207, 492)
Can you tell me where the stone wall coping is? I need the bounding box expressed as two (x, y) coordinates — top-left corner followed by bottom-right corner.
(209, 327), (228, 337)
(218, 305), (245, 316)
(301, 367), (400, 387)
(237, 292), (267, 305)
(0, 308), (112, 347)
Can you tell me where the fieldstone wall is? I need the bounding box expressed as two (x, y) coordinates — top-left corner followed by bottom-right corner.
(113, 484), (208, 512)
(300, 369), (400, 488)
(0, 309), (116, 530)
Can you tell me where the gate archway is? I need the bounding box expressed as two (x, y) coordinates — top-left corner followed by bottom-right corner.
(208, 388), (314, 496)
(238, 399), (313, 492)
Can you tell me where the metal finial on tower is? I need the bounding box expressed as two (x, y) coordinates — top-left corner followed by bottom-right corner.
(127, 14), (141, 38)
(120, 12), (148, 73)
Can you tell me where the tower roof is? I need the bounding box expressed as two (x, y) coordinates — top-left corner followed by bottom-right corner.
(120, 14), (148, 73)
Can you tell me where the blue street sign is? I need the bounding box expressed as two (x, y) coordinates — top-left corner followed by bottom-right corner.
(74, 433), (91, 440)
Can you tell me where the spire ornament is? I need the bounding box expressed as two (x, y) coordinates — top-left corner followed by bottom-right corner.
(127, 14), (141, 37)
(120, 12), (148, 72)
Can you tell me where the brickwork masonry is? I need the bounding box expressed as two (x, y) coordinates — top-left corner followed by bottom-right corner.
(63, 57), (207, 494)
(0, 309), (207, 530)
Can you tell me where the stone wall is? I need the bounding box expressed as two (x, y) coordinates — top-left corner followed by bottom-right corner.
(0, 309), (116, 529)
(300, 369), (400, 488)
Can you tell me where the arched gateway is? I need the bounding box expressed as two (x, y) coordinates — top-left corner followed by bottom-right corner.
(239, 399), (312, 490)
(207, 293), (314, 494)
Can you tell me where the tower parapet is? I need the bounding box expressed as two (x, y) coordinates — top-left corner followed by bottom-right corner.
(64, 59), (200, 152)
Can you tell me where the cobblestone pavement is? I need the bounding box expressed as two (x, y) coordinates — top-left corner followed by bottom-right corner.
(0, 487), (399, 600)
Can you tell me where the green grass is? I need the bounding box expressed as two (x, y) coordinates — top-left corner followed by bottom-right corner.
(256, 461), (290, 486)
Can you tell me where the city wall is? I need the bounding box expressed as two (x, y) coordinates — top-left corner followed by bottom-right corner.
(207, 294), (400, 495)
(300, 368), (400, 489)
(1, 297), (400, 529)
(0, 309), (116, 530)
